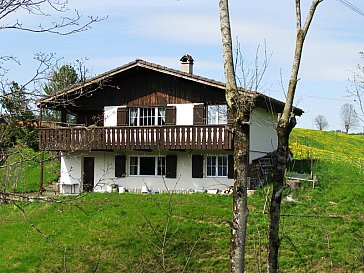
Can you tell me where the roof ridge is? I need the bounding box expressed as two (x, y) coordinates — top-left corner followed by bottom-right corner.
(35, 57), (303, 115)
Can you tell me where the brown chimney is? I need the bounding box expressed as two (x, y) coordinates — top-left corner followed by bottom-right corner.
(180, 54), (194, 74)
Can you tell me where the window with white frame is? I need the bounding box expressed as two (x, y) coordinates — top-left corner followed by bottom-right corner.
(206, 155), (228, 177)
(129, 107), (165, 126)
(207, 105), (227, 125)
(129, 156), (166, 176)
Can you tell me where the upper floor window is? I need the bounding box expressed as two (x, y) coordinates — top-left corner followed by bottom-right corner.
(129, 107), (165, 126)
(207, 105), (227, 125)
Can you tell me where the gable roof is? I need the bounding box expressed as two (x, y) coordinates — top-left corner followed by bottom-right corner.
(37, 59), (303, 115)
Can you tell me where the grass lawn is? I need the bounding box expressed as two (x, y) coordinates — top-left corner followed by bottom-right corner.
(0, 128), (363, 272)
(0, 148), (59, 193)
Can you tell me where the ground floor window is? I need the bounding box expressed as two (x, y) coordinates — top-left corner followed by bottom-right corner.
(129, 156), (166, 176)
(206, 155), (228, 177)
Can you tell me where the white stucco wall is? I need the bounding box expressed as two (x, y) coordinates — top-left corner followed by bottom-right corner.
(93, 152), (116, 192)
(250, 107), (278, 161)
(167, 103), (195, 125)
(59, 151), (234, 194)
(104, 106), (123, 126)
(59, 152), (82, 194)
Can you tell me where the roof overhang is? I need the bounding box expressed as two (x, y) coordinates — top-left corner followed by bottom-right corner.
(37, 59), (303, 116)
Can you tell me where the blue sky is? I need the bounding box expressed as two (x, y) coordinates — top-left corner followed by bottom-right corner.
(1, 0), (364, 132)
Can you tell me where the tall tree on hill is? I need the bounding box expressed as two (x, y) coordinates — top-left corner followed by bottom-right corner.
(0, 82), (38, 149)
(314, 114), (328, 130)
(348, 52), (364, 123)
(340, 103), (359, 134)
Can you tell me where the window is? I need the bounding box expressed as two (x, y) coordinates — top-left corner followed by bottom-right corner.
(207, 155), (228, 177)
(130, 157), (138, 175)
(129, 107), (165, 126)
(207, 105), (227, 125)
(140, 157), (155, 175)
(157, 157), (166, 176)
(129, 156), (166, 176)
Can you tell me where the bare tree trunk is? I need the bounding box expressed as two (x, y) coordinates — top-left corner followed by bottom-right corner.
(267, 1), (322, 272)
(229, 123), (250, 273)
(219, 1), (253, 272)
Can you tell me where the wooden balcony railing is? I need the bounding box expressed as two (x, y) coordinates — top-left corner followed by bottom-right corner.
(39, 125), (233, 151)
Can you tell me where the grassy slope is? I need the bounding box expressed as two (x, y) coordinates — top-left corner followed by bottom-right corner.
(290, 128), (364, 164)
(0, 148), (59, 193)
(0, 129), (363, 272)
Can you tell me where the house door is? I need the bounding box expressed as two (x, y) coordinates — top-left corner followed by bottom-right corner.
(83, 157), (95, 192)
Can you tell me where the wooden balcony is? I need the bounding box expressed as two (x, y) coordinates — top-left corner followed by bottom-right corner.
(39, 125), (233, 151)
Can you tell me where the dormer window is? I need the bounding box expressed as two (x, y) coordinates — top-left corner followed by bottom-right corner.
(129, 107), (165, 126)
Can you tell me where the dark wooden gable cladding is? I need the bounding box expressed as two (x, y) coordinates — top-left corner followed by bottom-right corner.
(62, 67), (226, 111)
(77, 110), (103, 126)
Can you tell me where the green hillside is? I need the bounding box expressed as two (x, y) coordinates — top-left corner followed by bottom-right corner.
(291, 128), (364, 165)
(0, 128), (363, 272)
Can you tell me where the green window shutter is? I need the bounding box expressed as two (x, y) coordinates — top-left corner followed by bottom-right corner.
(166, 155), (177, 178)
(115, 155), (126, 177)
(192, 155), (204, 178)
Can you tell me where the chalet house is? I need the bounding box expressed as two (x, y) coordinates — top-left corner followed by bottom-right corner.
(37, 55), (303, 194)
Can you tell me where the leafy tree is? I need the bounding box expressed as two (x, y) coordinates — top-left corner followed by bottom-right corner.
(314, 114), (328, 130)
(340, 103), (359, 134)
(0, 82), (38, 150)
(43, 65), (78, 96)
(1, 82), (33, 119)
(42, 64), (80, 123)
(0, 122), (15, 151)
